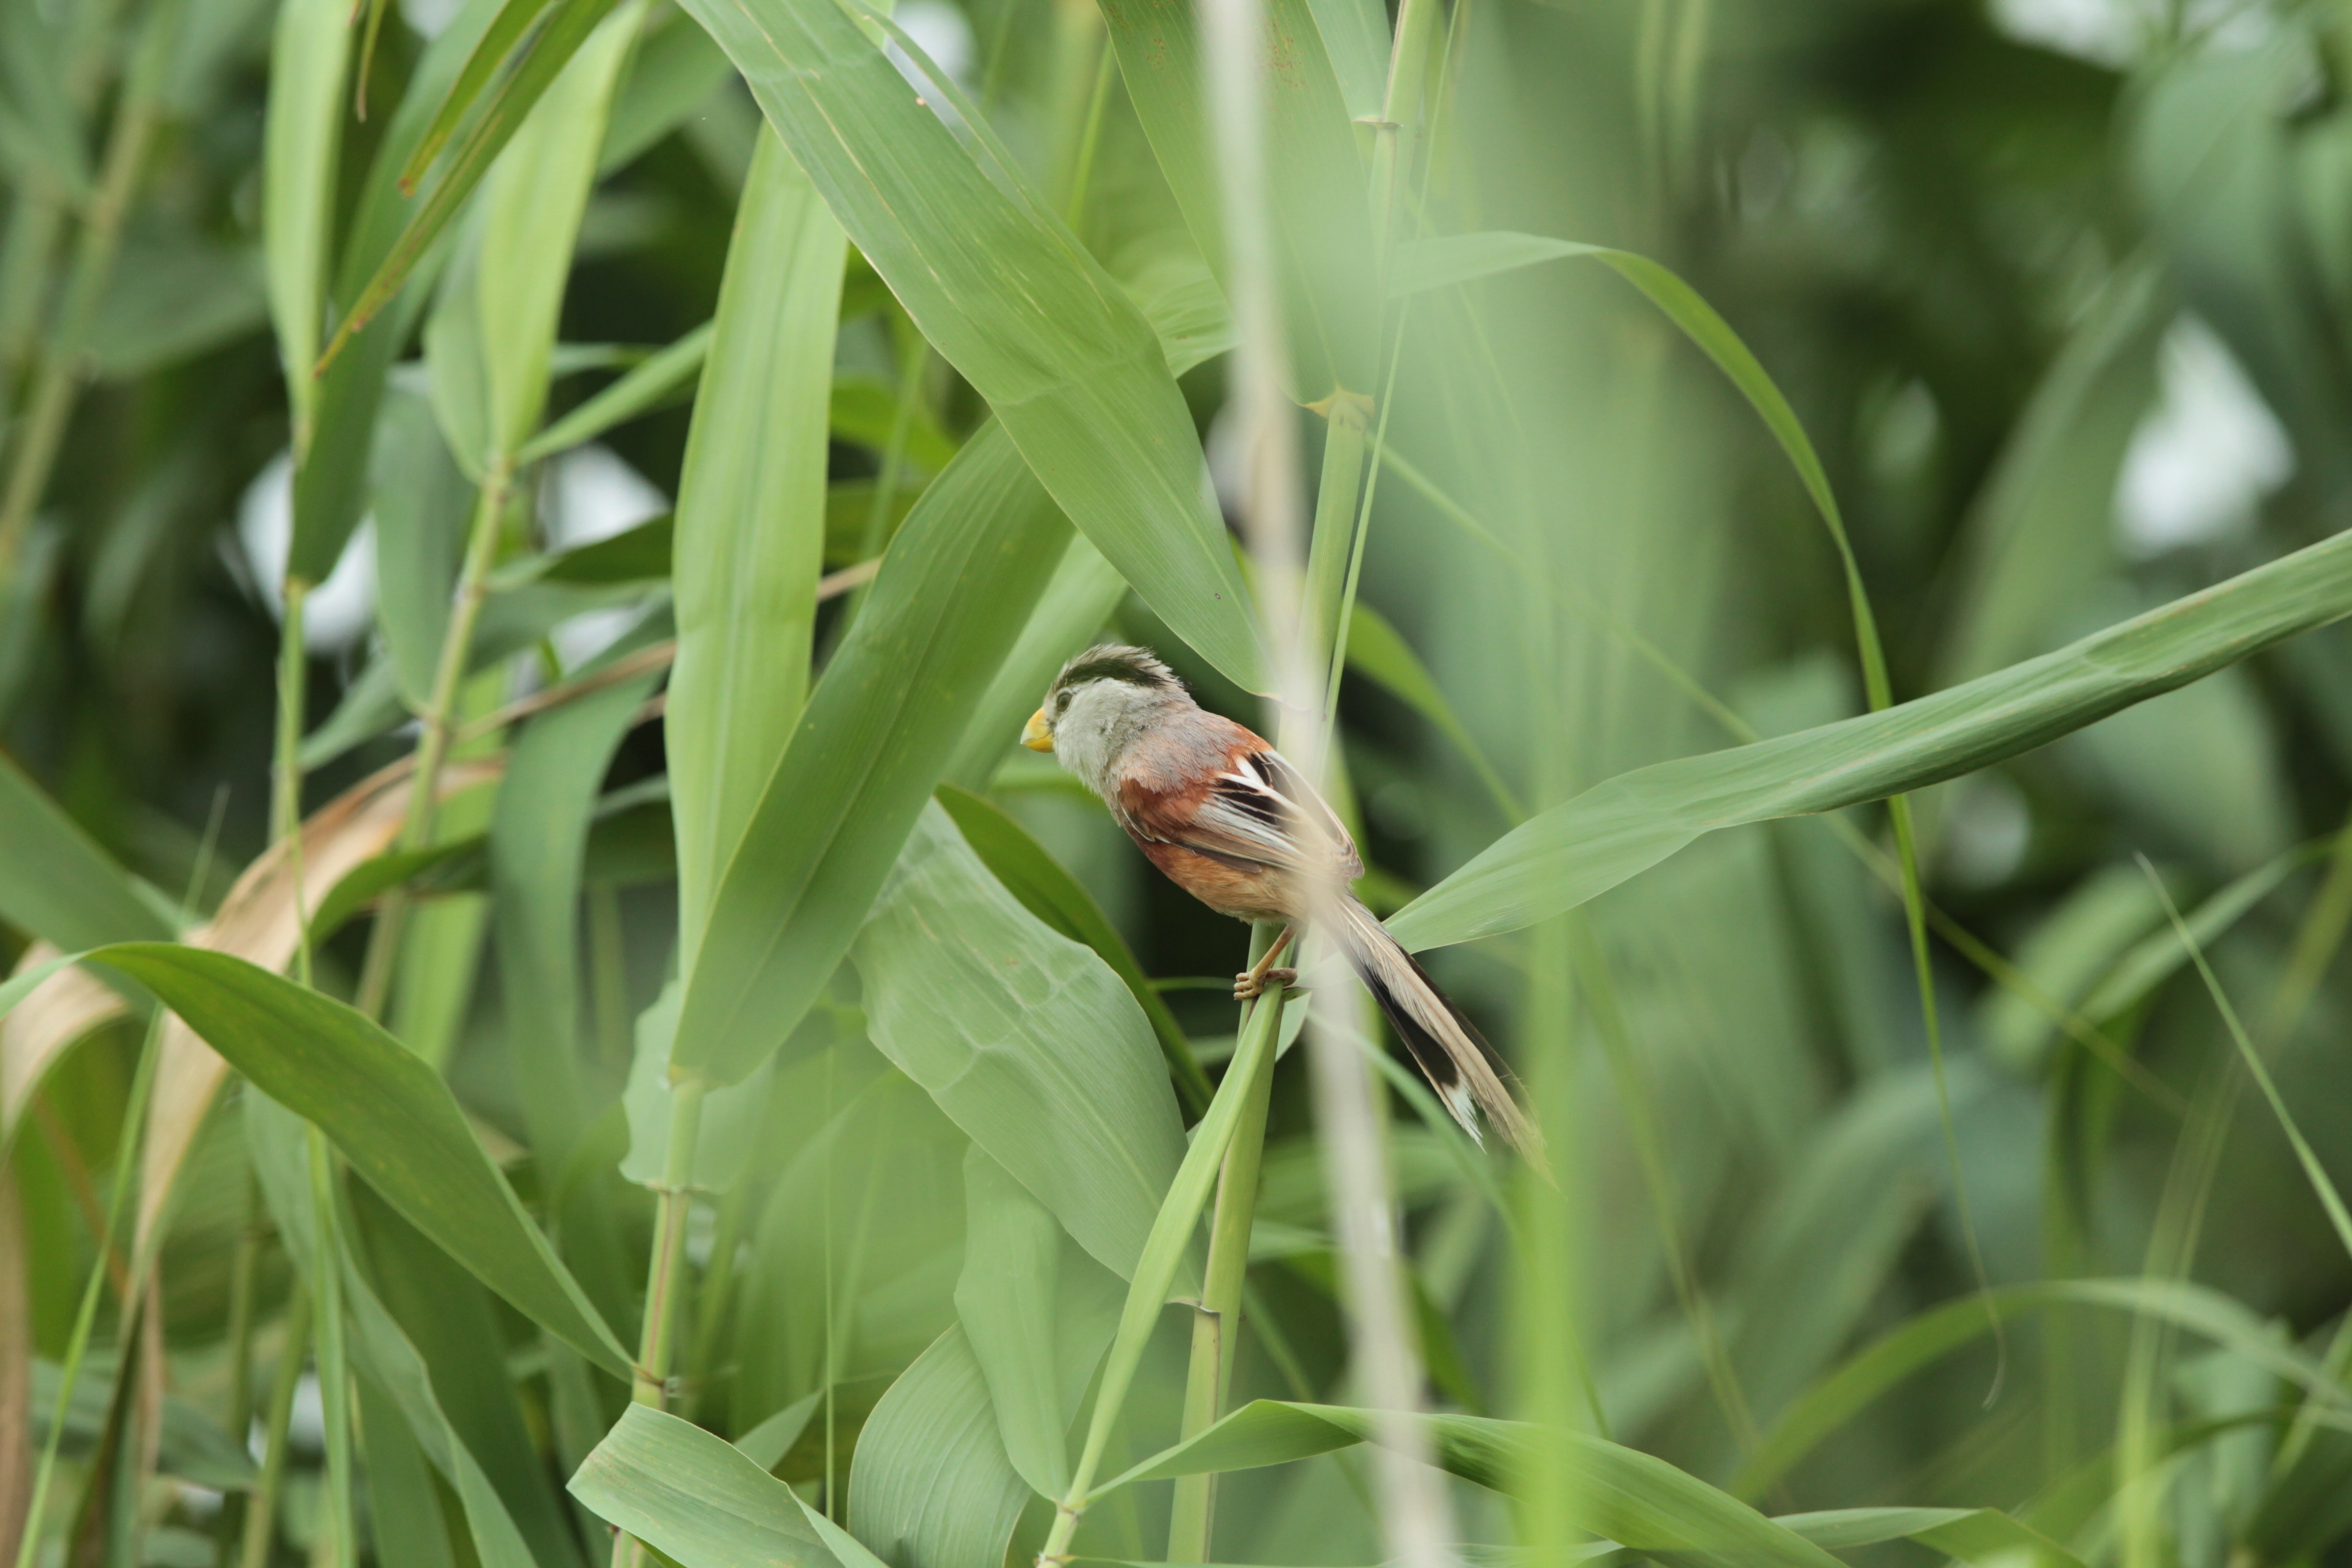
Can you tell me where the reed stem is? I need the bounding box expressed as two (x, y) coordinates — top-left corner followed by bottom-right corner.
(1166, 923), (1289, 1562)
(237, 1288), (313, 1568)
(0, 0), (185, 577)
(611, 1072), (706, 1568)
(355, 458), (513, 1017)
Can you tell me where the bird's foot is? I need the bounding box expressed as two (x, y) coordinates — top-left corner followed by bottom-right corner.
(1233, 967), (1297, 1002)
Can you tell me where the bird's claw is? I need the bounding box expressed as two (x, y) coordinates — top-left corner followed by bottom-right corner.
(1232, 967), (1296, 1001)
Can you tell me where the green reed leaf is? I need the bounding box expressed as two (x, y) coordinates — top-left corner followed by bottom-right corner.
(668, 128), (844, 974)
(1390, 527), (2352, 952)
(669, 428), (1068, 1087)
(98, 943), (632, 1378)
(671, 0), (1265, 689)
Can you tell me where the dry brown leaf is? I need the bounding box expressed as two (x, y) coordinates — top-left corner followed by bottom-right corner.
(0, 944), (132, 1150)
(133, 757), (502, 1257)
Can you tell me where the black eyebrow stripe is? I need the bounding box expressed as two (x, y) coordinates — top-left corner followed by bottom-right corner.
(1053, 657), (1169, 691)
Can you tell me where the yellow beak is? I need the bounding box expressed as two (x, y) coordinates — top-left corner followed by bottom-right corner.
(1020, 707), (1055, 752)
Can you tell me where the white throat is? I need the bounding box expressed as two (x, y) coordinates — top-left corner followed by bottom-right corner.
(1052, 680), (1176, 796)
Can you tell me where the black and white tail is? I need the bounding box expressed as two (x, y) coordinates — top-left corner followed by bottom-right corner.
(1332, 897), (1549, 1175)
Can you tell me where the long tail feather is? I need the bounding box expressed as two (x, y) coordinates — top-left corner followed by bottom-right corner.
(1332, 898), (1549, 1176)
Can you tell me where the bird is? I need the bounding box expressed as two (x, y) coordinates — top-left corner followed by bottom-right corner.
(1021, 643), (1541, 1161)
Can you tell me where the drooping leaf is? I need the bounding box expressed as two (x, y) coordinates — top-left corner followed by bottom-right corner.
(96, 943), (631, 1378)
(1101, 1401), (1845, 1568)
(852, 804), (1188, 1281)
(934, 784), (1211, 1112)
(848, 1327), (1033, 1568)
(669, 0), (1265, 689)
(569, 1404), (841, 1568)
(246, 1095), (542, 1568)
(0, 750), (174, 951)
(1390, 527), (2352, 952)
(953, 1147), (1123, 1499)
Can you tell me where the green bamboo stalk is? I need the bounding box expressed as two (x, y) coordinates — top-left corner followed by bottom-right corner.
(1037, 987), (1291, 1566)
(0, 0), (186, 577)
(612, 1073), (707, 1568)
(1165, 923), (1290, 1563)
(237, 1289), (314, 1568)
(211, 1172), (266, 1568)
(1304, 394), (1372, 717)
(305, 1132), (355, 1568)
(355, 459), (514, 1018)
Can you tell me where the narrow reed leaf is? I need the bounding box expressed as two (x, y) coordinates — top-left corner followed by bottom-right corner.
(2141, 858), (2352, 1263)
(670, 0), (1266, 688)
(1391, 527), (2352, 951)
(517, 321), (714, 464)
(1734, 1278), (2352, 1498)
(290, 0), (509, 584)
(321, 0), (625, 372)
(1776, 1507), (2085, 1568)
(424, 0), (641, 473)
(371, 390), (475, 707)
(261, 0), (352, 451)
(246, 1097), (542, 1568)
(941, 533), (1129, 794)
(0, 751), (173, 950)
(491, 657), (665, 1165)
(92, 943), (633, 1378)
(669, 430), (1069, 1086)
(668, 128), (844, 972)
(399, 0), (564, 191)
(1096, 0), (1377, 400)
(1098, 1401), (1845, 1568)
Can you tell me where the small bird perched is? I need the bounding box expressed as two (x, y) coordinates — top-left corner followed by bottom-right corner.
(1022, 644), (1540, 1160)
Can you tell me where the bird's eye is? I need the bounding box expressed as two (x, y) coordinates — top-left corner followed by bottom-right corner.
(1054, 689), (1073, 714)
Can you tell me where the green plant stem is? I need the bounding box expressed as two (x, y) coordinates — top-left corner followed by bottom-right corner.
(1304, 396), (1371, 717)
(1061, 42), (1117, 232)
(612, 1073), (707, 1568)
(1365, 0), (1439, 280)
(0, 197), (65, 393)
(305, 1131), (354, 1568)
(1039, 984), (1291, 1567)
(12, 1013), (165, 1568)
(355, 458), (513, 1018)
(274, 580), (315, 987)
(212, 1171), (266, 1567)
(237, 1288), (313, 1568)
(0, 0), (185, 578)
(1166, 922), (1289, 1562)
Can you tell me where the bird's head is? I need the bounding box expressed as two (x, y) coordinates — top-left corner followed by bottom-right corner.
(1023, 644), (1186, 789)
